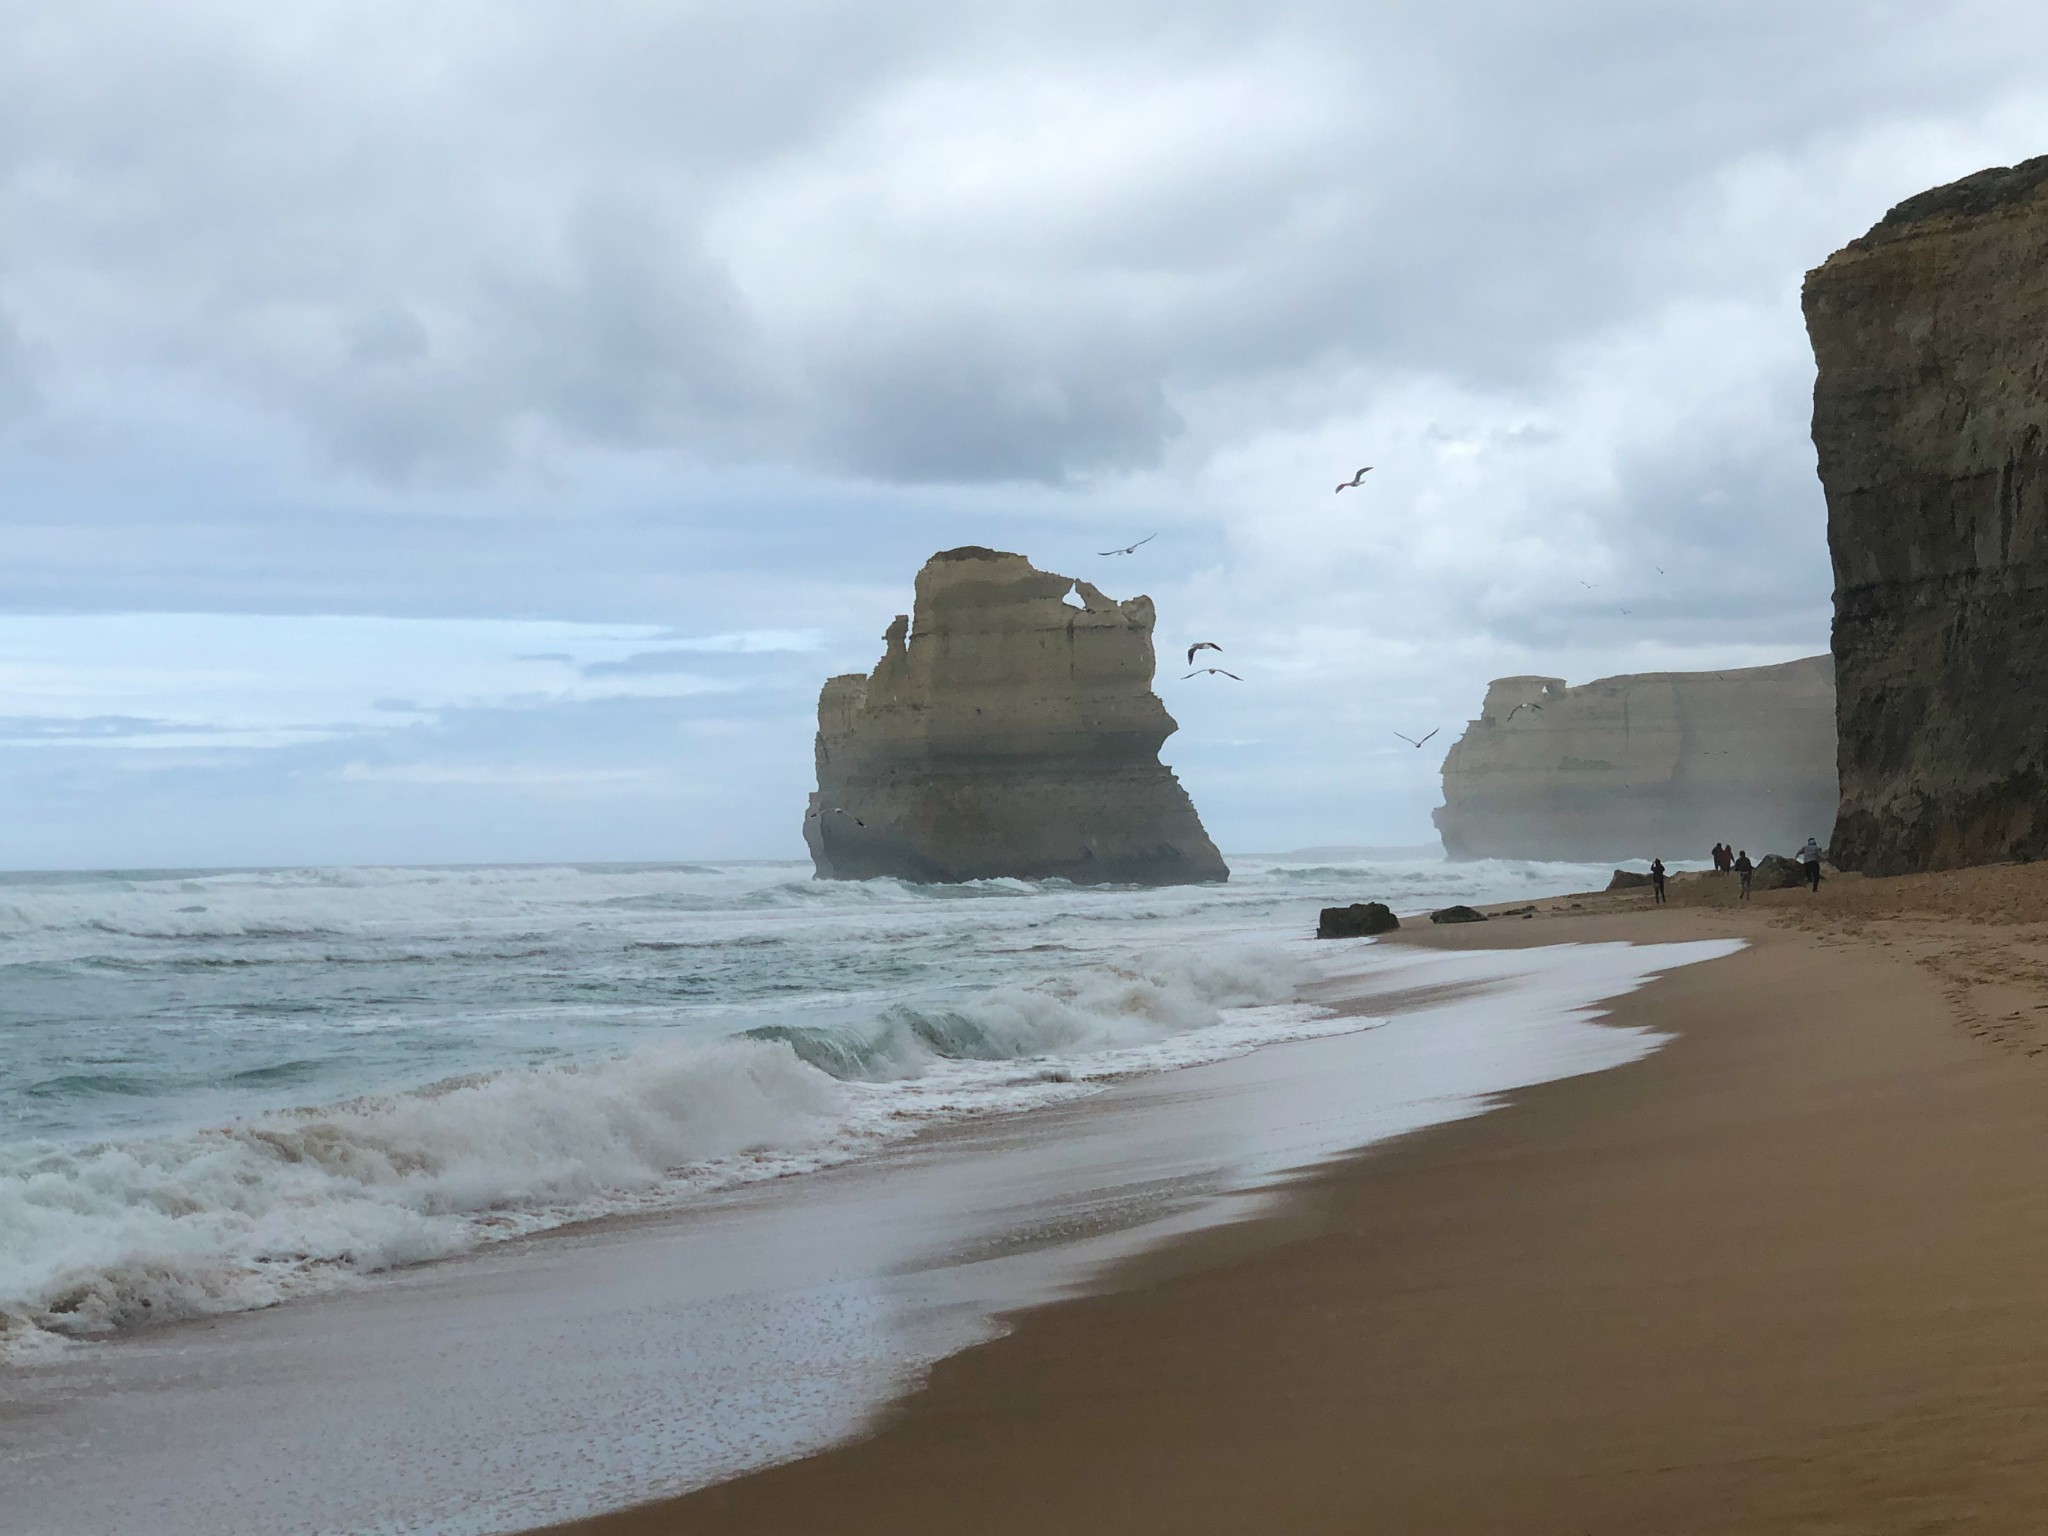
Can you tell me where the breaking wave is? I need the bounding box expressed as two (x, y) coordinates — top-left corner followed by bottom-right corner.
(1, 943), (1311, 1352)
(0, 853), (1631, 1360)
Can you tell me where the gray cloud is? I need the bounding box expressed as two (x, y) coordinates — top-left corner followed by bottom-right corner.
(2, 2), (2047, 862)
(0, 714), (206, 741)
(583, 652), (722, 678)
(8, 0), (2045, 493)
(0, 309), (40, 427)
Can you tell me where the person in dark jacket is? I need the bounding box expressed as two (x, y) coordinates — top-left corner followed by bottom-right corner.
(1733, 849), (1753, 899)
(1650, 857), (1668, 904)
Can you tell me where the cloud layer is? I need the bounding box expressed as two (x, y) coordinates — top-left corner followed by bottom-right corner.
(4, 1), (2048, 863)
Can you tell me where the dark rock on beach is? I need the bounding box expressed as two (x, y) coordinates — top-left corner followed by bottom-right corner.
(1318, 902), (1399, 938)
(1429, 905), (1487, 924)
(1750, 854), (1810, 891)
(1606, 870), (1653, 891)
(1805, 155), (2048, 873)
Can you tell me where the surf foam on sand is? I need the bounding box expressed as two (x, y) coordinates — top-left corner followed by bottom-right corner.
(0, 856), (1618, 1356)
(2, 934), (1739, 1536)
(2, 947), (1318, 1347)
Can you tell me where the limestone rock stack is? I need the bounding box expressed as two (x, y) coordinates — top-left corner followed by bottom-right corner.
(1432, 658), (1838, 861)
(1804, 155), (2048, 872)
(805, 547), (1228, 885)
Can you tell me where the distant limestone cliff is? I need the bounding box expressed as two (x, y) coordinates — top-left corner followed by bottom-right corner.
(1804, 155), (2048, 873)
(804, 547), (1228, 885)
(1433, 658), (1838, 861)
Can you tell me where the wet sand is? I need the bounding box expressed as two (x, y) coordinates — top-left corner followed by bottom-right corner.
(550, 865), (2048, 1535)
(3, 937), (1713, 1535)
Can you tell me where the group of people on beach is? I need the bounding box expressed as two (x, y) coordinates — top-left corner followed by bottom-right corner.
(1709, 842), (1757, 898)
(1647, 839), (1827, 904)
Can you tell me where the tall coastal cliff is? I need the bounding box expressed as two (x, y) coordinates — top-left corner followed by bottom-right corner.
(805, 547), (1228, 885)
(1432, 658), (1838, 861)
(1804, 155), (2048, 873)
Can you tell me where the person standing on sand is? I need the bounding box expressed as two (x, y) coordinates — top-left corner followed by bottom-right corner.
(1734, 849), (1753, 899)
(1798, 837), (1823, 891)
(1650, 857), (1668, 904)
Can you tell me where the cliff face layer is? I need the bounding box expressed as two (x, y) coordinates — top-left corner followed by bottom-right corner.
(1804, 155), (2048, 873)
(1432, 658), (1838, 862)
(805, 547), (1228, 885)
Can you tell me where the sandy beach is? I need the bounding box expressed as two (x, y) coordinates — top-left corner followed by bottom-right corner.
(547, 863), (2048, 1535)
(1, 877), (1714, 1536)
(10, 14), (2048, 1536)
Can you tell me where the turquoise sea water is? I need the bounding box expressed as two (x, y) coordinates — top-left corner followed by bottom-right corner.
(0, 854), (1615, 1352)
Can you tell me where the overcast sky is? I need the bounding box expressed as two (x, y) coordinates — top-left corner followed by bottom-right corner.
(3, 0), (2045, 868)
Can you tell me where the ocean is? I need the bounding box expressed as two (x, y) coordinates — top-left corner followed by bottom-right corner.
(0, 854), (1618, 1357)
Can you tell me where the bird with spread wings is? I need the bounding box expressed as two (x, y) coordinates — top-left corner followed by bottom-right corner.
(1393, 728), (1439, 748)
(1184, 668), (1242, 681)
(1098, 533), (1156, 556)
(1335, 467), (1372, 493)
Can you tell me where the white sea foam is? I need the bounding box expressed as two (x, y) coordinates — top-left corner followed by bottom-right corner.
(0, 939), (1320, 1350)
(0, 854), (1630, 1359)
(1, 935), (1746, 1536)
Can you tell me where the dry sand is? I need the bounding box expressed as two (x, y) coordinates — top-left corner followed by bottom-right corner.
(546, 863), (2048, 1536)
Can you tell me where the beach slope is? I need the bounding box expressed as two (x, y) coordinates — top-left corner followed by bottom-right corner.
(551, 871), (2048, 1535)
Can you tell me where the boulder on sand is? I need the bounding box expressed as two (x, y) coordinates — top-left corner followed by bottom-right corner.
(1318, 902), (1399, 938)
(1429, 905), (1488, 924)
(1606, 870), (1653, 891)
(1751, 853), (1810, 891)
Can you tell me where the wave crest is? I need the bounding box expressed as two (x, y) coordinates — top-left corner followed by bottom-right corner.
(0, 943), (1310, 1351)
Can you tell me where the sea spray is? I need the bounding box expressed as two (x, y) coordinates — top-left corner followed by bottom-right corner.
(2, 1036), (849, 1339)
(1, 941), (1312, 1347)
(0, 855), (1616, 1354)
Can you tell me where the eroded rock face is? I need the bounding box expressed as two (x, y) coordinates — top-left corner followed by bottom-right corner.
(805, 547), (1228, 885)
(1432, 658), (1838, 861)
(1804, 155), (2048, 873)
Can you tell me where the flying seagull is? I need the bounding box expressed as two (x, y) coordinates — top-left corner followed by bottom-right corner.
(1334, 466), (1373, 493)
(1393, 728), (1440, 749)
(1184, 668), (1242, 680)
(1505, 703), (1544, 721)
(831, 807), (865, 827)
(1186, 641), (1222, 664)
(1099, 533), (1157, 556)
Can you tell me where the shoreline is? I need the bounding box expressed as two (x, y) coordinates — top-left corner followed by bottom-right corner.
(1, 919), (1714, 1535)
(0, 855), (1612, 1364)
(548, 867), (2048, 1534)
